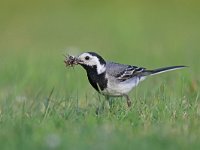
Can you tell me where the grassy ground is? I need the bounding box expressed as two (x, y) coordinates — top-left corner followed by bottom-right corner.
(0, 0), (200, 150)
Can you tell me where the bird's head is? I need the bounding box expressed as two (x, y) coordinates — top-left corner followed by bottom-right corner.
(77, 52), (106, 74)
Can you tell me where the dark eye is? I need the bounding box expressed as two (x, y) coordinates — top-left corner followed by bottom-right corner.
(85, 56), (90, 60)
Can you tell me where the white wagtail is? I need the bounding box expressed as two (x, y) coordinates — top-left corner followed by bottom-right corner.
(66, 52), (186, 107)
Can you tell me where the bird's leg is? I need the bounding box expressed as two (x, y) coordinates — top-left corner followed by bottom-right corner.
(124, 95), (132, 107)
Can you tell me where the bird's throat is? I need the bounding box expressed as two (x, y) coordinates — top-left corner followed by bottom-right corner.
(81, 64), (108, 92)
(87, 71), (107, 92)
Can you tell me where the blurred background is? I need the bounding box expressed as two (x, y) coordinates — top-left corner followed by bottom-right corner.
(0, 0), (200, 149)
(0, 0), (200, 108)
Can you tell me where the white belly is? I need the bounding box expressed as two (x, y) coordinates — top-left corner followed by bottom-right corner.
(102, 77), (146, 96)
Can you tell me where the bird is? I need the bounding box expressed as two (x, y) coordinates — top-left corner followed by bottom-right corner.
(73, 52), (186, 107)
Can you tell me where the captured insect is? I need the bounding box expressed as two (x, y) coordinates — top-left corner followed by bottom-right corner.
(64, 54), (78, 67)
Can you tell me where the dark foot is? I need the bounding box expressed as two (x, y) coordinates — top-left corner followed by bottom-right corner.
(127, 100), (132, 107)
(124, 95), (132, 107)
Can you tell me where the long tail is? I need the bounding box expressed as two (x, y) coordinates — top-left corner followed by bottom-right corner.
(143, 65), (187, 76)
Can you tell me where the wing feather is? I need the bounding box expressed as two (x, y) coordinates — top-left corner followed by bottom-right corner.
(106, 62), (146, 81)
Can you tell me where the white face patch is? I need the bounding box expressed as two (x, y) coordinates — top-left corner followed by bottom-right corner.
(97, 64), (106, 74)
(78, 53), (106, 74)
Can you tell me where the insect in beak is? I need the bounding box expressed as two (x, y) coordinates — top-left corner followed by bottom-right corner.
(64, 54), (78, 67)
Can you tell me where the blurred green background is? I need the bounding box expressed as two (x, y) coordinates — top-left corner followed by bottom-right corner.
(0, 0), (200, 150)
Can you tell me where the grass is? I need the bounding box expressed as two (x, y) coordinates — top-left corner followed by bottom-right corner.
(0, 0), (200, 149)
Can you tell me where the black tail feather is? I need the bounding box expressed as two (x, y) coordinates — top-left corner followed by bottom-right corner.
(142, 65), (187, 76)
